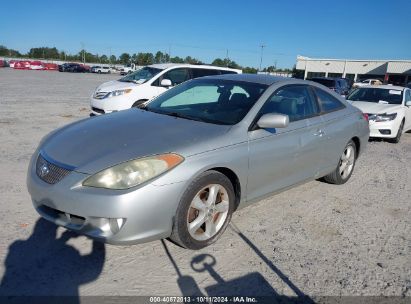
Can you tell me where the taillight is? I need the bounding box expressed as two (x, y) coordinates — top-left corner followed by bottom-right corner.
(362, 113), (369, 121)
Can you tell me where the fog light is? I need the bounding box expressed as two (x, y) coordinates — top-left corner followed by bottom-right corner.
(379, 129), (391, 135)
(109, 218), (126, 234)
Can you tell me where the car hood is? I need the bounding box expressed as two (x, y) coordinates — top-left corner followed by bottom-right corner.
(349, 101), (402, 114)
(40, 109), (233, 174)
(96, 80), (138, 92)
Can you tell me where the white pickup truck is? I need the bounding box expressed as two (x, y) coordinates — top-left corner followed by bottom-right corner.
(120, 63), (141, 75)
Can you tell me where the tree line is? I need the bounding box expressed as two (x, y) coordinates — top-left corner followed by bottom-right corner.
(0, 45), (293, 74)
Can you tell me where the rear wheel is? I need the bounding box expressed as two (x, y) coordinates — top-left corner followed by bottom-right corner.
(323, 140), (356, 184)
(390, 119), (404, 144)
(170, 171), (235, 250)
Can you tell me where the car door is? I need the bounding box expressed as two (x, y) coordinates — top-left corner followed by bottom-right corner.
(404, 89), (411, 131)
(311, 87), (350, 173)
(246, 84), (322, 201)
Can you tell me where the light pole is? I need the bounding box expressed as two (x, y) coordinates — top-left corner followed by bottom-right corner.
(259, 44), (266, 71)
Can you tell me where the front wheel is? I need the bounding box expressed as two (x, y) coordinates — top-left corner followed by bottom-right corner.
(323, 140), (356, 184)
(170, 171), (235, 250)
(390, 120), (404, 144)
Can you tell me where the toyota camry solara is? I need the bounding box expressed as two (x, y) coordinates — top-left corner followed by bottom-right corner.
(27, 74), (369, 249)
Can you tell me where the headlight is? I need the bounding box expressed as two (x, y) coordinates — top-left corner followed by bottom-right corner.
(369, 113), (397, 122)
(106, 89), (132, 98)
(82, 153), (184, 190)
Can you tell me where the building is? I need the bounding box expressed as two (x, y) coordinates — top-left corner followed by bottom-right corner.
(295, 56), (411, 85)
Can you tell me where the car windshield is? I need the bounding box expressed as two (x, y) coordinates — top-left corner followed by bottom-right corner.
(146, 79), (268, 125)
(311, 78), (335, 88)
(119, 67), (162, 84)
(347, 88), (403, 104)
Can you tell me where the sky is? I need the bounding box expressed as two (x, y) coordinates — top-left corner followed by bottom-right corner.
(1, 0), (410, 69)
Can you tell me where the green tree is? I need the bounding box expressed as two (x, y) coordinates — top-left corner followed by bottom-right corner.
(242, 67), (258, 74)
(28, 47), (59, 59)
(100, 55), (108, 63)
(155, 51), (164, 63)
(109, 55), (117, 64)
(184, 56), (202, 64)
(136, 52), (154, 65)
(212, 58), (240, 69)
(119, 53), (131, 64)
(170, 56), (184, 63)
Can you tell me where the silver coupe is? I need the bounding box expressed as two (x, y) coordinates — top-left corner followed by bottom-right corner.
(27, 74), (369, 249)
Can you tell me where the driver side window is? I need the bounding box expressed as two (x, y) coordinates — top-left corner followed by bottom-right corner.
(159, 68), (190, 86)
(260, 85), (319, 122)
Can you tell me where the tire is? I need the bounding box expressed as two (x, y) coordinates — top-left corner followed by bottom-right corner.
(170, 170), (235, 250)
(98, 70), (101, 74)
(323, 140), (356, 185)
(390, 120), (404, 144)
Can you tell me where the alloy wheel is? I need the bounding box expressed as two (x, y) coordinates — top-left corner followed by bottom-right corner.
(187, 184), (230, 241)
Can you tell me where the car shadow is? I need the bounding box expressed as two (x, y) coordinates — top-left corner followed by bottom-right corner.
(0, 218), (106, 303)
(162, 223), (313, 303)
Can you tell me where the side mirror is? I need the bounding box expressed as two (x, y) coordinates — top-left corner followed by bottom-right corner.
(160, 79), (172, 87)
(406, 101), (411, 106)
(257, 113), (289, 129)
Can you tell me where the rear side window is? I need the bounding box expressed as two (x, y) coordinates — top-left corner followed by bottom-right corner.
(313, 87), (345, 112)
(260, 85), (319, 122)
(191, 68), (220, 78)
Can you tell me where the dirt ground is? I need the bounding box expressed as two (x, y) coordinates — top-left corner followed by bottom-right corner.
(0, 69), (410, 299)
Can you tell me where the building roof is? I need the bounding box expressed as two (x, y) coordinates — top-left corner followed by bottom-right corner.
(297, 55), (411, 63)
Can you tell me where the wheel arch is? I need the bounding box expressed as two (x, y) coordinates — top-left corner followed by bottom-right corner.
(206, 167), (241, 211)
(132, 99), (149, 108)
(351, 136), (360, 159)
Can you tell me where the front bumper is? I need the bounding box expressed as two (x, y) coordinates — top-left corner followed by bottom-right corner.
(27, 153), (187, 245)
(368, 119), (401, 138)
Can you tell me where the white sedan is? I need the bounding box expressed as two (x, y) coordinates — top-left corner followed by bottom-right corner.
(347, 85), (411, 143)
(353, 79), (382, 88)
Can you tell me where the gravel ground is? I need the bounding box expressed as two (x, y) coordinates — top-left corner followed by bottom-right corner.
(0, 69), (410, 300)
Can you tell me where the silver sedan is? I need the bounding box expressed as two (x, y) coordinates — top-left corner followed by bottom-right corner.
(27, 74), (369, 249)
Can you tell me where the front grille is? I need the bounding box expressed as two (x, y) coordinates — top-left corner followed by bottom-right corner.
(36, 154), (72, 184)
(93, 91), (109, 99)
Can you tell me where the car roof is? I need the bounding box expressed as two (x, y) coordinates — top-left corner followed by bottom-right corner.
(198, 73), (293, 85)
(147, 63), (240, 72)
(361, 85), (405, 90)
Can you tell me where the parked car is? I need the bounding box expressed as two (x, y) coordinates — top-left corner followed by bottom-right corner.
(90, 63), (242, 116)
(405, 82), (411, 89)
(347, 85), (411, 143)
(120, 64), (140, 75)
(91, 66), (111, 74)
(353, 79), (382, 88)
(27, 74), (369, 249)
(58, 63), (87, 73)
(309, 77), (350, 96)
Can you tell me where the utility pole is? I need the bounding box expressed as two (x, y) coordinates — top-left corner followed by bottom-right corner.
(259, 44), (266, 71)
(109, 47), (112, 65)
(225, 49), (229, 67)
(168, 44), (171, 61)
(81, 42), (85, 64)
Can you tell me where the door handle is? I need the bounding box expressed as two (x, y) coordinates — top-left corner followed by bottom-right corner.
(313, 129), (325, 137)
